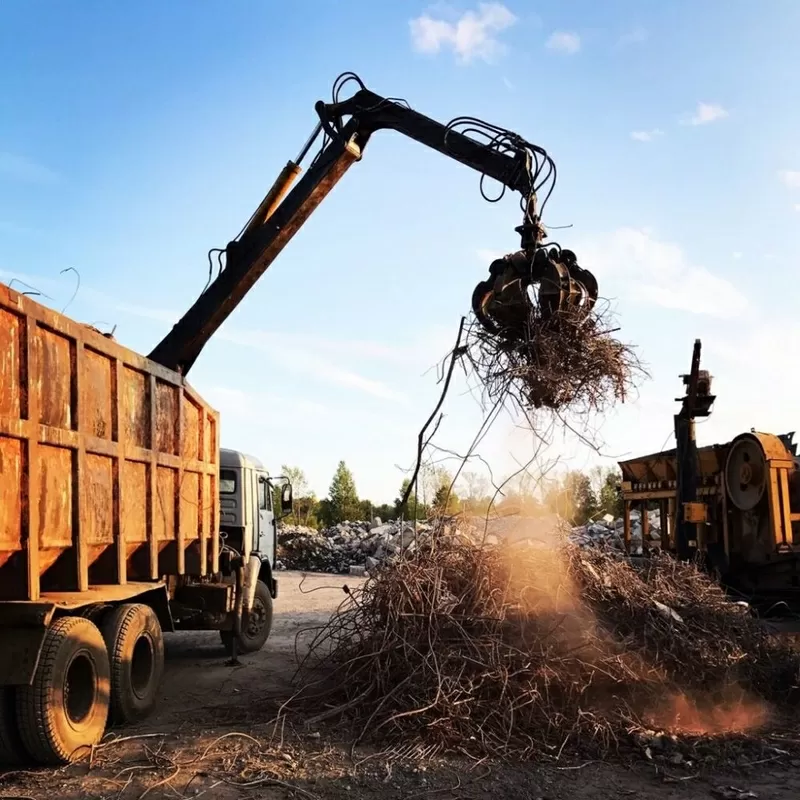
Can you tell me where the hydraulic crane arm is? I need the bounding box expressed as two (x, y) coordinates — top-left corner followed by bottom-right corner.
(148, 74), (590, 375)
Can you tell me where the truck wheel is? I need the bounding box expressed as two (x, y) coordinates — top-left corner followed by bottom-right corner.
(0, 688), (27, 764)
(16, 616), (110, 765)
(101, 604), (164, 725)
(220, 580), (273, 655)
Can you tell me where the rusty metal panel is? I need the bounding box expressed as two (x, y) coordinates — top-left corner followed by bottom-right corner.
(155, 380), (179, 456)
(0, 437), (23, 569)
(34, 326), (73, 430)
(619, 442), (730, 486)
(0, 282), (221, 601)
(37, 444), (73, 554)
(121, 461), (148, 549)
(154, 466), (177, 543)
(182, 399), (201, 461)
(122, 367), (150, 449)
(82, 349), (114, 439)
(180, 472), (200, 542)
(0, 307), (22, 419)
(83, 454), (114, 546)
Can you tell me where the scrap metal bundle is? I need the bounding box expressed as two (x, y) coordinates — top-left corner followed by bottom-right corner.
(469, 245), (641, 414)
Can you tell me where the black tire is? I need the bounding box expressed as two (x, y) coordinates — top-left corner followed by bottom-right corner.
(16, 616), (110, 765)
(220, 580), (274, 655)
(0, 687), (27, 765)
(101, 604), (164, 726)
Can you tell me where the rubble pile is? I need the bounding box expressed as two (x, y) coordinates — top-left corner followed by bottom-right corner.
(278, 508), (664, 573)
(276, 520), (432, 574)
(570, 508), (663, 555)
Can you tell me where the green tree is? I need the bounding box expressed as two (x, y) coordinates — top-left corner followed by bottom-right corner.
(358, 498), (374, 521)
(274, 465), (315, 526)
(432, 484), (460, 515)
(327, 460), (360, 523)
(373, 503), (395, 522)
(394, 478), (429, 520)
(431, 470), (460, 516)
(598, 469), (623, 518)
(544, 470), (597, 525)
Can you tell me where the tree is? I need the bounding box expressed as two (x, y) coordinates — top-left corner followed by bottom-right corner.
(327, 460), (360, 523)
(275, 465), (315, 526)
(430, 470), (460, 516)
(567, 471), (597, 525)
(461, 471), (489, 502)
(598, 468), (623, 518)
(432, 483), (459, 515)
(394, 477), (429, 520)
(543, 470), (597, 526)
(373, 503), (395, 522)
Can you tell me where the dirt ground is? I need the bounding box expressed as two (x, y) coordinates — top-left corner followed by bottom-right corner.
(2, 571), (800, 800)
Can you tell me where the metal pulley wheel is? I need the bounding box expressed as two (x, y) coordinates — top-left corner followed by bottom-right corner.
(725, 434), (768, 511)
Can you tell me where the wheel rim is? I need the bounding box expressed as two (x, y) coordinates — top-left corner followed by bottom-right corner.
(245, 598), (267, 639)
(130, 635), (155, 699)
(63, 653), (96, 725)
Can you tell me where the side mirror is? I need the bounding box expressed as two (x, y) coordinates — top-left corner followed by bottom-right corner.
(280, 483), (293, 515)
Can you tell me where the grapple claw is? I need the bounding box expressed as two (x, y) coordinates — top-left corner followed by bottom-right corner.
(472, 247), (597, 339)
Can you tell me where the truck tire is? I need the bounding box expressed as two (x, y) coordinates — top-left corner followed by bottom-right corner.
(101, 604), (164, 725)
(220, 580), (273, 655)
(0, 688), (27, 764)
(16, 616), (110, 765)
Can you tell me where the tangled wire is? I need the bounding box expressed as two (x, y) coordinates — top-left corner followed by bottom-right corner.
(291, 535), (800, 761)
(465, 302), (645, 416)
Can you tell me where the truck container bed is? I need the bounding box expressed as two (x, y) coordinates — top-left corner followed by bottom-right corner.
(0, 282), (220, 604)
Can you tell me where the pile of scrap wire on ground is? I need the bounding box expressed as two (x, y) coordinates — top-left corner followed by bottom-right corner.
(289, 528), (800, 761)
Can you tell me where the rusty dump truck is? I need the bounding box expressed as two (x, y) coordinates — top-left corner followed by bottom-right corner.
(0, 282), (292, 765)
(0, 71), (597, 765)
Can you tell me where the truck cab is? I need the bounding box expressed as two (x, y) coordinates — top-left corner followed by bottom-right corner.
(218, 448), (289, 599)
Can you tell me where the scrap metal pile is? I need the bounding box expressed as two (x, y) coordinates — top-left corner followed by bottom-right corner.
(291, 532), (799, 761)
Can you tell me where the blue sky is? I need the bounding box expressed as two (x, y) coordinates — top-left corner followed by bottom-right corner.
(2, 1), (799, 504)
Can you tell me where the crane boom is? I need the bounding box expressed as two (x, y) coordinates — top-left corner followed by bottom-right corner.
(148, 75), (591, 375)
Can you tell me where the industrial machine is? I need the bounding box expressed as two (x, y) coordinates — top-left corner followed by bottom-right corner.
(618, 340), (800, 606)
(0, 72), (598, 765)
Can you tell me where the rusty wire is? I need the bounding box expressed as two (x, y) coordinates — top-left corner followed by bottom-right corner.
(464, 299), (646, 419)
(288, 535), (800, 761)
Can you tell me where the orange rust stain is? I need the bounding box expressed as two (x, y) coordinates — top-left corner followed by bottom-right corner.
(0, 308), (21, 419)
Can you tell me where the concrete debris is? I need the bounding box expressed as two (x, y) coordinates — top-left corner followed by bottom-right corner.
(569, 508), (665, 556)
(276, 520), (434, 574)
(277, 509), (667, 574)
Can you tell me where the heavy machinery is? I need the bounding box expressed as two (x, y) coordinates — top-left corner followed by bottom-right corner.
(618, 340), (800, 609)
(0, 72), (597, 764)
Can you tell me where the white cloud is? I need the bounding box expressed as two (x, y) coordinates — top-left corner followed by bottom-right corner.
(409, 3), (517, 64)
(779, 170), (800, 189)
(618, 26), (648, 46)
(683, 102), (729, 126)
(630, 129), (664, 143)
(502, 75), (515, 91)
(794, 204), (800, 212)
(545, 31), (581, 54)
(732, 251), (743, 259)
(578, 227), (748, 319)
(0, 152), (58, 184)
(23, 286), (409, 403)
